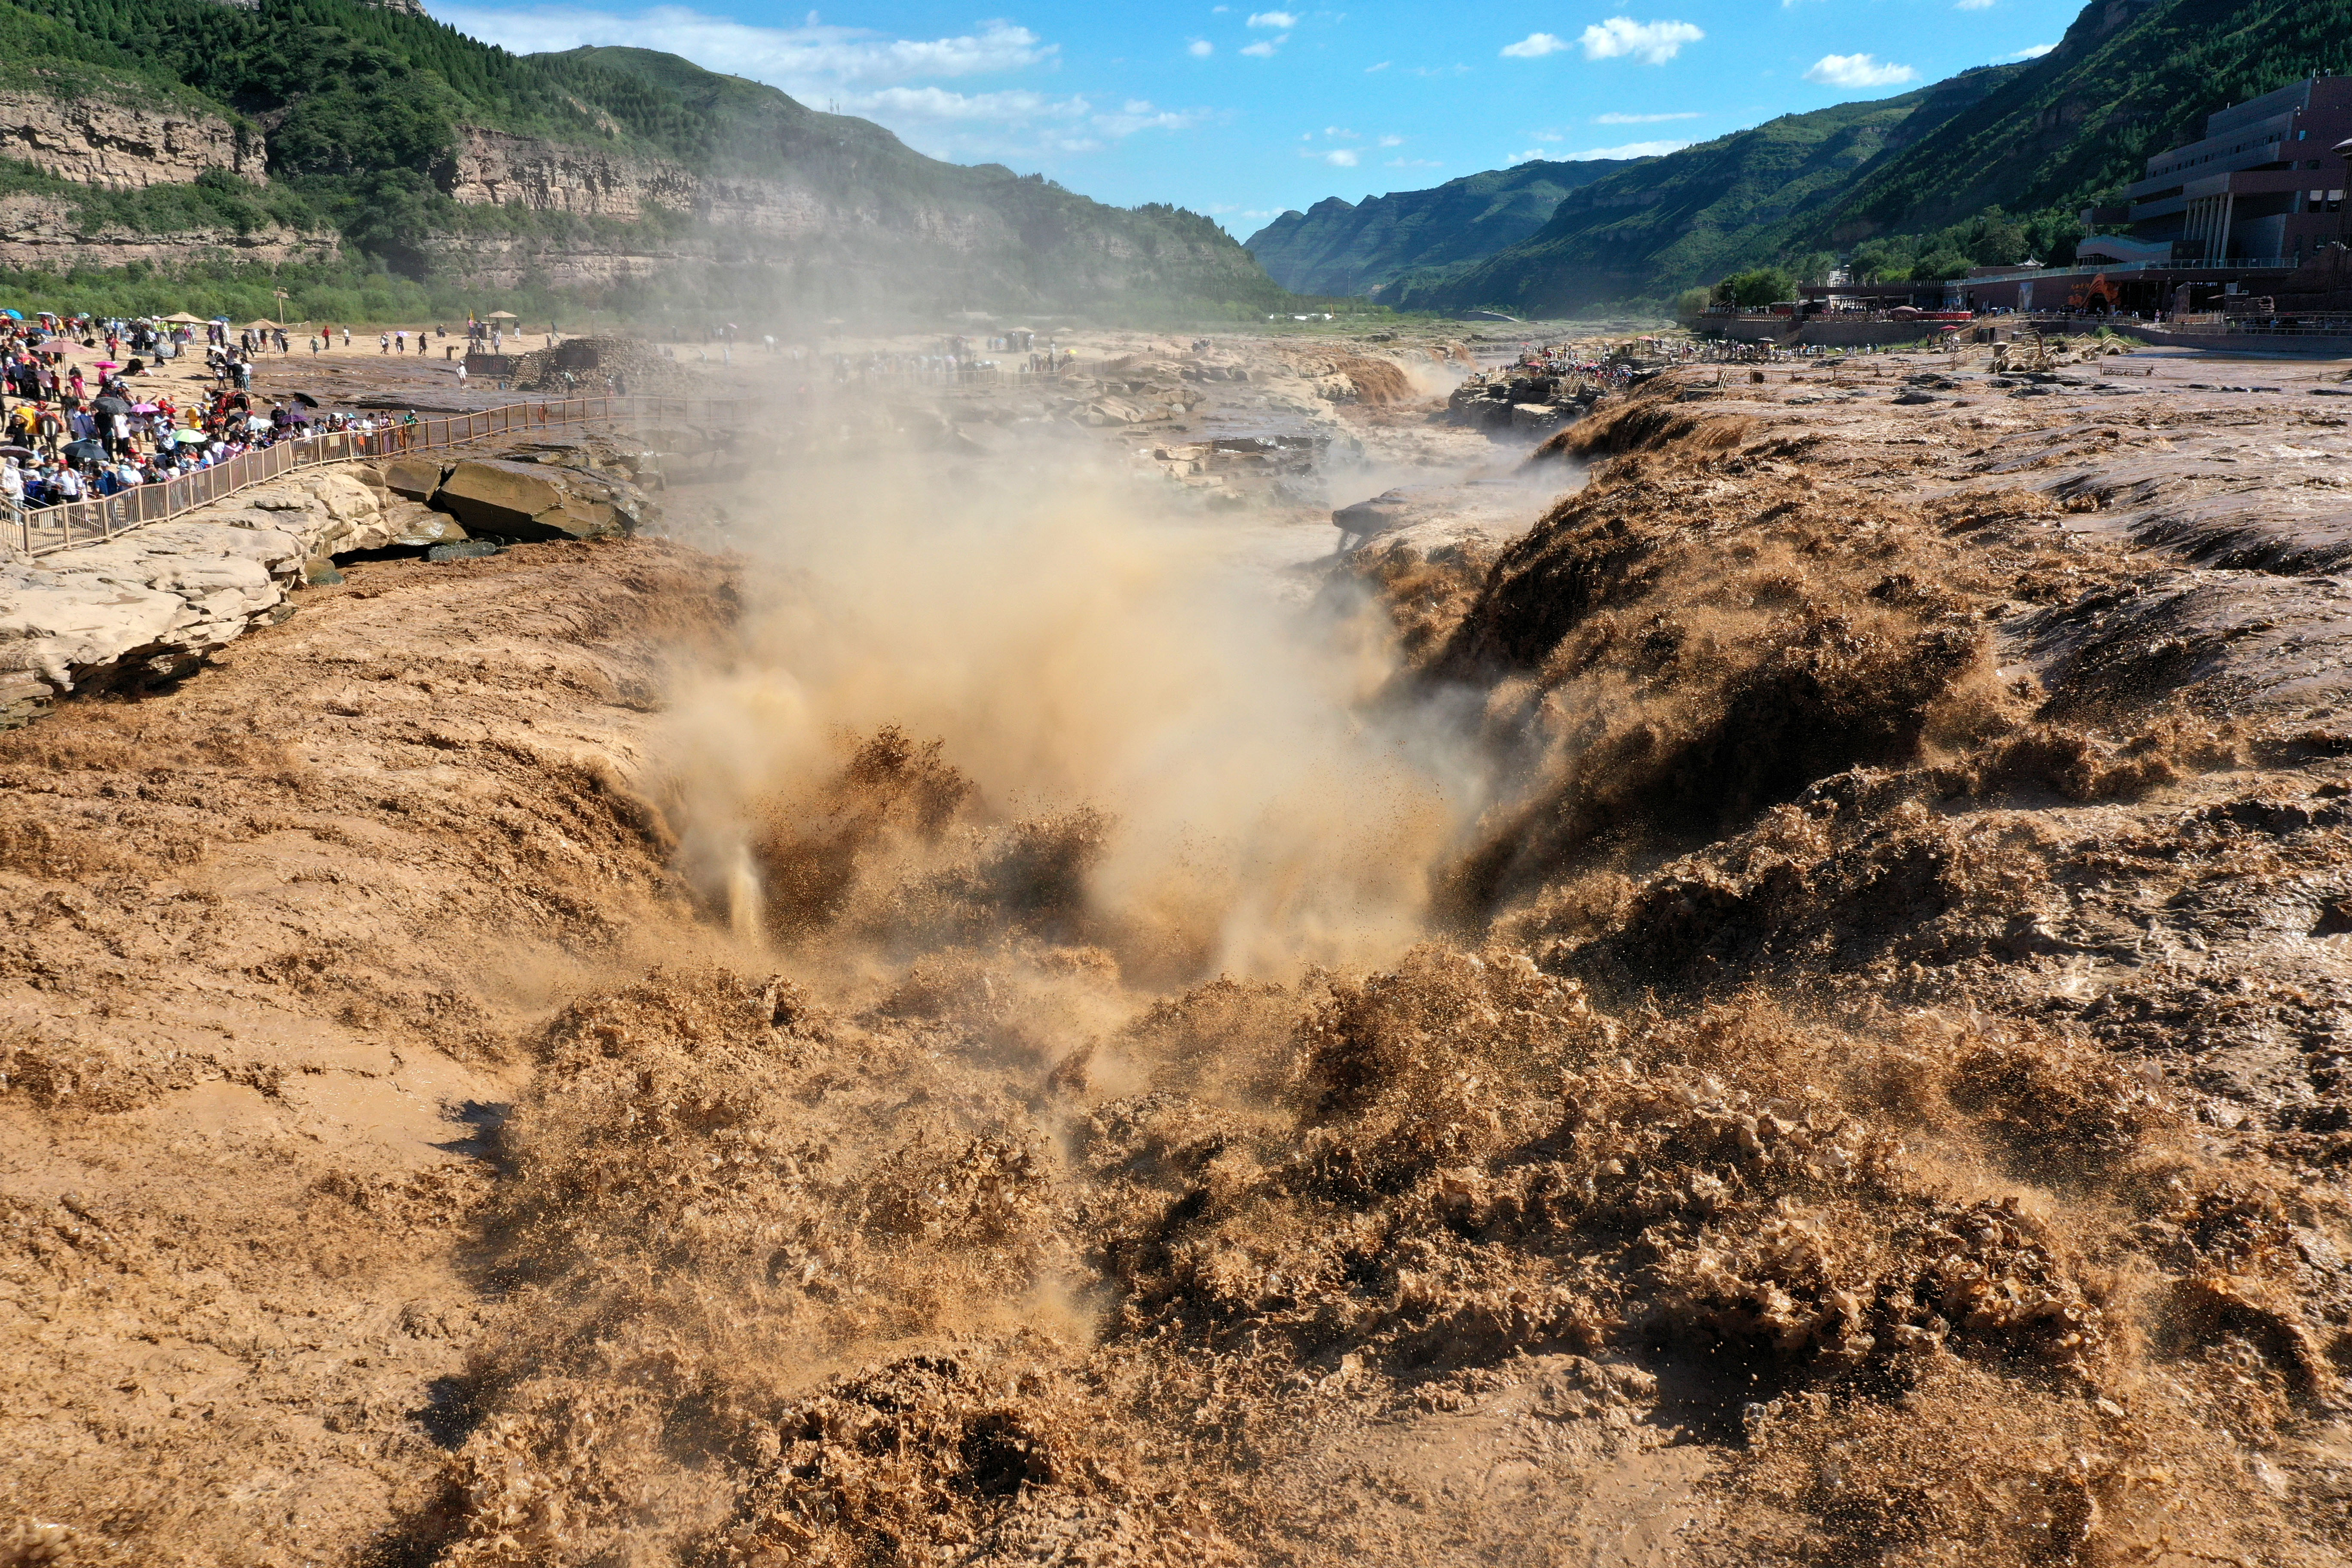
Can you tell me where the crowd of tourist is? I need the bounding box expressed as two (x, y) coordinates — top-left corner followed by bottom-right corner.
(0, 308), (427, 516)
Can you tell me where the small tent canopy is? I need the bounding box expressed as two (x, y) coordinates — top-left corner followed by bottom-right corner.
(162, 313), (206, 324)
(483, 310), (519, 321)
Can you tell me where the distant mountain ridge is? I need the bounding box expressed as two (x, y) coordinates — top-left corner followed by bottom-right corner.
(1388, 65), (2022, 315)
(1242, 158), (1633, 298)
(1382, 0), (2352, 314)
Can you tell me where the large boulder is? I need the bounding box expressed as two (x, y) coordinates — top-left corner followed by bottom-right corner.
(430, 459), (625, 542)
(381, 456), (450, 501)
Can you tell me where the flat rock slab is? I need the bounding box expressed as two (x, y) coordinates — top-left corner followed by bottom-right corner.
(432, 458), (624, 541)
(0, 520), (305, 695)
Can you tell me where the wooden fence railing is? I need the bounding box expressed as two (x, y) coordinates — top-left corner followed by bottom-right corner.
(4, 394), (756, 559)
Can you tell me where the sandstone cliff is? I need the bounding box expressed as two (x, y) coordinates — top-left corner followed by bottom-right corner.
(0, 192), (336, 271)
(422, 124), (1270, 309)
(435, 127), (697, 220)
(0, 83), (260, 187)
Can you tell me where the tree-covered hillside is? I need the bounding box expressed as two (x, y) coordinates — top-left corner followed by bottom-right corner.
(1390, 66), (2021, 315)
(1807, 0), (2352, 241)
(1386, 0), (2352, 314)
(0, 0), (1306, 322)
(1243, 159), (1634, 298)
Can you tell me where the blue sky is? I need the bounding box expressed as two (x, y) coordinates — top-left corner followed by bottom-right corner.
(426, 0), (2088, 237)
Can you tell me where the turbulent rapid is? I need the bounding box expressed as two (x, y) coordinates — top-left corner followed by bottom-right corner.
(10, 328), (2352, 1568)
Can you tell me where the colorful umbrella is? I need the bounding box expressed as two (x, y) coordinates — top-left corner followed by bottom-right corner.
(173, 429), (209, 444)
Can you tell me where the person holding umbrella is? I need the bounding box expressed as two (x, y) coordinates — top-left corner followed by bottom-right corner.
(89, 392), (131, 455)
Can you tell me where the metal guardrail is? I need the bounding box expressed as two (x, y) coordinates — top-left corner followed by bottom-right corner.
(4, 394), (748, 559)
(2167, 320), (2352, 338)
(1964, 258), (2296, 285)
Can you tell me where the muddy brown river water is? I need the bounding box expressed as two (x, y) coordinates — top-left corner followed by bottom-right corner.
(12, 327), (2352, 1566)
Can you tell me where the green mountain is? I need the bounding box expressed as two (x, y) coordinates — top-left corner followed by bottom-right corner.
(1242, 159), (1634, 298)
(0, 0), (1302, 322)
(1389, 66), (2022, 315)
(1385, 0), (2352, 312)
(1809, 0), (2352, 242)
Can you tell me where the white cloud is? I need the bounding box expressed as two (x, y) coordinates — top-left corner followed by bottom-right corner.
(1246, 10), (1297, 27)
(1576, 138), (1691, 158)
(1410, 63), (1471, 76)
(1311, 147), (1360, 166)
(1092, 98), (1202, 135)
(2004, 41), (2056, 58)
(808, 88), (1202, 158)
(429, 5), (1055, 89)
(1595, 110), (1701, 123)
(857, 86), (1080, 122)
(1955, 0), (1995, 8)
(1387, 157), (1441, 168)
(1365, 60), (1390, 72)
(1501, 32), (1569, 58)
(419, 4), (1205, 160)
(1240, 35), (1283, 56)
(1188, 37), (1213, 56)
(1516, 137), (1690, 163)
(1804, 52), (1917, 87)
(1579, 17), (1704, 65)
(1377, 133), (1403, 146)
(1325, 125), (1359, 138)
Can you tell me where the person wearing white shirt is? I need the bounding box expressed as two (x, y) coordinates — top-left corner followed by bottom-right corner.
(53, 462), (83, 502)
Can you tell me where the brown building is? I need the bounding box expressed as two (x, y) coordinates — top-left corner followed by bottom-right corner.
(1805, 79), (2352, 320)
(2116, 75), (2352, 265)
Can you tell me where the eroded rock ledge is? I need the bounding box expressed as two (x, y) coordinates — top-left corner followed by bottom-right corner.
(0, 84), (261, 187)
(0, 441), (658, 727)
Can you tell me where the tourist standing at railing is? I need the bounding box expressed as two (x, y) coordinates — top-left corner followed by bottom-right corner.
(0, 458), (20, 511)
